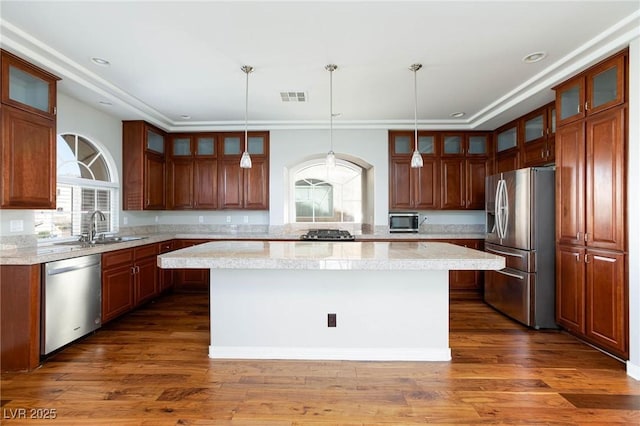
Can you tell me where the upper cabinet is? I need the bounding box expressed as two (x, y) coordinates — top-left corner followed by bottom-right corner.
(1, 50), (58, 119)
(122, 121), (167, 210)
(218, 132), (269, 210)
(1, 50), (60, 209)
(167, 133), (218, 209)
(555, 51), (626, 127)
(494, 123), (519, 173)
(440, 133), (490, 210)
(389, 131), (439, 210)
(521, 102), (556, 167)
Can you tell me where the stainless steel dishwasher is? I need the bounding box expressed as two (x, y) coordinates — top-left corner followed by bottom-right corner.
(41, 254), (102, 355)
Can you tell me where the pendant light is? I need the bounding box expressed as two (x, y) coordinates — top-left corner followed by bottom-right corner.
(409, 63), (423, 168)
(325, 64), (338, 168)
(240, 65), (254, 169)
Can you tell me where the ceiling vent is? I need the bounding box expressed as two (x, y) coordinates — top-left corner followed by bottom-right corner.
(280, 91), (307, 102)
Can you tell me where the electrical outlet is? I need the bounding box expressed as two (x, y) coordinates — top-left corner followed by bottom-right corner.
(9, 220), (23, 232)
(243, 215), (249, 223)
(155, 216), (159, 223)
(123, 216), (128, 225)
(328, 313), (337, 327)
(226, 216), (231, 223)
(198, 215), (204, 224)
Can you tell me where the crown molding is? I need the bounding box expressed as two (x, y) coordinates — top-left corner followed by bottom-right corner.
(2, 11), (638, 132)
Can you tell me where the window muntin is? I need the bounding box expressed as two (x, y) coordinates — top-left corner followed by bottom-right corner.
(293, 160), (362, 223)
(36, 134), (118, 240)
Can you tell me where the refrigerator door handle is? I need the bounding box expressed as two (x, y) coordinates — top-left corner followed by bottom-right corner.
(495, 269), (525, 280)
(500, 179), (509, 239)
(486, 247), (525, 259)
(495, 180), (503, 239)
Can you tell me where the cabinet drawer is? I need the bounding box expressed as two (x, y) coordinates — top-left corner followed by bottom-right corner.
(134, 243), (158, 260)
(158, 240), (175, 254)
(102, 249), (133, 269)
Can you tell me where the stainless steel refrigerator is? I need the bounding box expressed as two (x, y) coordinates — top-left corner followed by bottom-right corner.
(484, 167), (556, 329)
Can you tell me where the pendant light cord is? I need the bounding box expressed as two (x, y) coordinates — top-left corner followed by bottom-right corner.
(329, 67), (333, 153)
(244, 66), (250, 153)
(413, 66), (418, 151)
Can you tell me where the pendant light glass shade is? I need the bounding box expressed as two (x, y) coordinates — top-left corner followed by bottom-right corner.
(240, 65), (253, 169)
(325, 64), (338, 168)
(409, 63), (423, 168)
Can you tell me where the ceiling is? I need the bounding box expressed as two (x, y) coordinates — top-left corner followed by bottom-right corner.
(1, 1), (639, 132)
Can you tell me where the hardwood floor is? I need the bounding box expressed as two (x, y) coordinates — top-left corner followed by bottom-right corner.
(1, 292), (639, 425)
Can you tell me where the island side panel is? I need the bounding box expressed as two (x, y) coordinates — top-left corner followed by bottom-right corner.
(209, 268), (451, 361)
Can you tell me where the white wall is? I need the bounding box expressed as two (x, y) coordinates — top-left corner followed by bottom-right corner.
(269, 129), (390, 227)
(626, 38), (639, 380)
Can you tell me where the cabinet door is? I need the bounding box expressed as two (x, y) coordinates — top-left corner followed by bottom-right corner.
(586, 53), (625, 116)
(135, 256), (158, 306)
(1, 105), (56, 208)
(218, 159), (244, 209)
(585, 108), (625, 251)
(495, 150), (519, 174)
(389, 158), (412, 210)
(466, 158), (487, 210)
(555, 245), (585, 333)
(585, 249), (627, 357)
(440, 158), (464, 209)
(244, 157), (269, 209)
(144, 153), (165, 210)
(194, 158), (218, 209)
(167, 158), (194, 209)
(102, 264), (134, 323)
(1, 50), (58, 119)
(174, 240), (209, 293)
(521, 139), (549, 167)
(158, 241), (175, 293)
(449, 240), (482, 291)
(414, 158), (439, 209)
(556, 78), (585, 126)
(555, 121), (585, 246)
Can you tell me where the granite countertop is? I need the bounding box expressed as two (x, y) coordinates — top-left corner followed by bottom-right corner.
(157, 240), (504, 271)
(0, 230), (487, 265)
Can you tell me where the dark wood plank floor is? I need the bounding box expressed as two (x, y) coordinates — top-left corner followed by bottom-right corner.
(2, 292), (639, 425)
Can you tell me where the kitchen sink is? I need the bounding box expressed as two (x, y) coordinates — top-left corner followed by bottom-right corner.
(54, 236), (147, 247)
(93, 236), (146, 244)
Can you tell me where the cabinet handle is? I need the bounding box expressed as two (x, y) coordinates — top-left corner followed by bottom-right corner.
(541, 149), (545, 158)
(584, 233), (588, 242)
(577, 232), (580, 241)
(131, 266), (136, 275)
(584, 253), (591, 263)
(584, 101), (589, 111)
(574, 253), (581, 262)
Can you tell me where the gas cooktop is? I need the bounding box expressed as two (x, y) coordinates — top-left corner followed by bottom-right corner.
(300, 229), (355, 241)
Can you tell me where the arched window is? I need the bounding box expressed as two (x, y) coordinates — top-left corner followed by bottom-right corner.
(292, 160), (362, 223)
(35, 134), (118, 240)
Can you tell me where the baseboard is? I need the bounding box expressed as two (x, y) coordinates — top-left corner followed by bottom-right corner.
(627, 361), (640, 380)
(209, 346), (452, 361)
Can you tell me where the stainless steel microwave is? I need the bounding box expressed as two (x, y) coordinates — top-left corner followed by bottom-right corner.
(389, 212), (419, 233)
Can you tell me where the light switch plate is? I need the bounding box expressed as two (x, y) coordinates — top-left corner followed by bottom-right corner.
(10, 220), (23, 232)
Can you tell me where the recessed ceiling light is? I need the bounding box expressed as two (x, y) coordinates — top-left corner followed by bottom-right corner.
(450, 112), (465, 118)
(522, 51), (547, 63)
(91, 57), (110, 66)
(98, 100), (112, 106)
(180, 115), (191, 120)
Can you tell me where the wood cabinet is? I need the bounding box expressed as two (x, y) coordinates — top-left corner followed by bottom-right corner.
(122, 121), (167, 210)
(440, 133), (490, 210)
(158, 240), (176, 293)
(556, 107), (625, 251)
(218, 132), (269, 209)
(494, 123), (519, 173)
(0, 264), (41, 372)
(1, 50), (59, 209)
(521, 102), (556, 167)
(554, 49), (628, 359)
(173, 239), (210, 292)
(167, 134), (218, 209)
(556, 245), (627, 357)
(389, 131), (439, 210)
(102, 243), (159, 323)
(555, 51), (626, 127)
(448, 239), (484, 293)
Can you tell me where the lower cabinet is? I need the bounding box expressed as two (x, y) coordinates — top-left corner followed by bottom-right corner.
(101, 243), (159, 323)
(556, 244), (627, 358)
(447, 239), (484, 297)
(158, 240), (176, 293)
(173, 239), (210, 292)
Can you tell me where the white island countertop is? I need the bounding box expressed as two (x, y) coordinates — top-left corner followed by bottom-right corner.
(157, 240), (505, 271)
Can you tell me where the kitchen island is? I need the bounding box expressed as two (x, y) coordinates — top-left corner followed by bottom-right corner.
(158, 240), (504, 361)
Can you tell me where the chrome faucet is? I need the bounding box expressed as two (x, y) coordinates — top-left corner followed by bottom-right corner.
(89, 210), (106, 242)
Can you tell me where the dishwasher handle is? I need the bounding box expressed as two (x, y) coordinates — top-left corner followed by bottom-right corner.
(46, 258), (101, 276)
